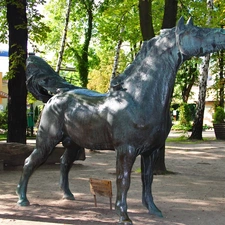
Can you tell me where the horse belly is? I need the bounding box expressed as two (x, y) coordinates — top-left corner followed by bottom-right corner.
(64, 114), (114, 150)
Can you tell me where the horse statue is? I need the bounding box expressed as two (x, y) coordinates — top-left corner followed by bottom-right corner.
(17, 17), (225, 224)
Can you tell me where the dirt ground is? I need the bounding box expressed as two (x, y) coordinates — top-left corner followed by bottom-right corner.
(0, 137), (225, 224)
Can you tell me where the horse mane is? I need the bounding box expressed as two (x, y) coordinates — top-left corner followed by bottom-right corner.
(110, 27), (176, 91)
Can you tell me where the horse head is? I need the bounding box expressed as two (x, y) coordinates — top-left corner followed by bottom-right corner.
(176, 17), (225, 58)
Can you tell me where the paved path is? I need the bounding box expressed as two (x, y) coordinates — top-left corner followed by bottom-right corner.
(0, 139), (225, 225)
(168, 130), (215, 138)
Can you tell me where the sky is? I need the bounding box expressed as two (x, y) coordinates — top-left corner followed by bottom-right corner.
(0, 44), (8, 76)
(0, 43), (34, 76)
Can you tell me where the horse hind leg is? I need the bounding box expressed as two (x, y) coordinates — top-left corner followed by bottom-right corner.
(16, 135), (62, 206)
(60, 137), (85, 200)
(141, 149), (163, 218)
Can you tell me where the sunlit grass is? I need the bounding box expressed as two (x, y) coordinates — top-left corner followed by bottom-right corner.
(167, 135), (216, 143)
(0, 134), (6, 140)
(0, 133), (36, 141)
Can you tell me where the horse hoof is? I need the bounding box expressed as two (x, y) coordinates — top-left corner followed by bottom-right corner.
(63, 194), (75, 200)
(118, 220), (133, 225)
(118, 217), (133, 225)
(149, 209), (163, 218)
(17, 199), (30, 206)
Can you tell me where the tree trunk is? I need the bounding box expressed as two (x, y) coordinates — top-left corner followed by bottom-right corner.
(218, 50), (224, 108)
(189, 0), (213, 140)
(78, 0), (94, 87)
(154, 0), (178, 174)
(189, 55), (210, 140)
(56, 0), (72, 73)
(110, 27), (124, 83)
(6, 0), (28, 144)
(161, 0), (178, 29)
(153, 144), (167, 175)
(138, 0), (155, 40)
(111, 39), (122, 80)
(182, 63), (198, 103)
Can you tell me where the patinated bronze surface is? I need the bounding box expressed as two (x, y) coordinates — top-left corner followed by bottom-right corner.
(17, 17), (225, 224)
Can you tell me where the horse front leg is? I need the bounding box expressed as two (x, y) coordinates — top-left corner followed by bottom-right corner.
(60, 138), (85, 200)
(141, 148), (163, 217)
(115, 146), (136, 225)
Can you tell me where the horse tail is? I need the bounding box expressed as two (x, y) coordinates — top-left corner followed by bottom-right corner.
(26, 55), (82, 103)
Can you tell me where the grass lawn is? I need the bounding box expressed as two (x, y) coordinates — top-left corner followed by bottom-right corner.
(0, 134), (36, 141)
(0, 134), (7, 141)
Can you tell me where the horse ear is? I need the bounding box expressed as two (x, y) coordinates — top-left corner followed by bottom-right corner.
(176, 16), (186, 34)
(186, 17), (194, 27)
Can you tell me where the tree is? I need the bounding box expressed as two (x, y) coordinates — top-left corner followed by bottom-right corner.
(189, 0), (214, 140)
(161, 0), (177, 29)
(0, 0), (49, 144)
(174, 60), (199, 103)
(213, 49), (225, 108)
(42, 0), (97, 88)
(96, 0), (142, 69)
(6, 0), (28, 144)
(153, 0), (178, 174)
(139, 0), (155, 40)
(218, 50), (224, 108)
(70, 0), (94, 87)
(110, 27), (124, 82)
(55, 0), (72, 73)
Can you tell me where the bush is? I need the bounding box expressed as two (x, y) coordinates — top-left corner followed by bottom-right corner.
(213, 106), (225, 124)
(178, 103), (192, 126)
(0, 109), (8, 130)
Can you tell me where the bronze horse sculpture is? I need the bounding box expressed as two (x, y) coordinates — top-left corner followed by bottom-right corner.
(17, 17), (225, 224)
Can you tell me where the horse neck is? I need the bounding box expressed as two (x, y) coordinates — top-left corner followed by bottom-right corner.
(121, 39), (183, 106)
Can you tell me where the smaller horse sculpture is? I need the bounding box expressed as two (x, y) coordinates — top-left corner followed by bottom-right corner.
(17, 17), (225, 224)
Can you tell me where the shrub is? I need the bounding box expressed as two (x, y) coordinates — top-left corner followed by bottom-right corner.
(213, 106), (225, 124)
(179, 103), (192, 127)
(0, 109), (8, 130)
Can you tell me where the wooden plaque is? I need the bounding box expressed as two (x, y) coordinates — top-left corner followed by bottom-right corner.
(89, 178), (113, 209)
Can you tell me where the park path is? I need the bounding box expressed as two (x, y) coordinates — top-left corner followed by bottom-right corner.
(0, 131), (225, 224)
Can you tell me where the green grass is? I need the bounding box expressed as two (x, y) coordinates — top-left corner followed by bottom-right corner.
(166, 135), (216, 143)
(0, 133), (36, 141)
(0, 133), (7, 140)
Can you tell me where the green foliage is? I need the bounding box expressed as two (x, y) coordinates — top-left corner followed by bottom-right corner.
(41, 0), (225, 94)
(0, 133), (7, 140)
(2, 0), (224, 99)
(213, 106), (225, 124)
(179, 103), (192, 126)
(41, 0), (99, 87)
(0, 0), (49, 45)
(209, 50), (225, 107)
(0, 109), (8, 130)
(27, 0), (50, 45)
(0, 1), (7, 43)
(88, 65), (111, 93)
(6, 46), (26, 79)
(96, 0), (141, 46)
(60, 71), (82, 87)
(34, 105), (40, 123)
(27, 92), (37, 104)
(172, 103), (192, 132)
(172, 123), (192, 132)
(174, 59), (200, 102)
(166, 135), (189, 142)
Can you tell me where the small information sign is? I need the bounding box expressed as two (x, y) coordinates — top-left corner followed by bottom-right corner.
(89, 178), (112, 210)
